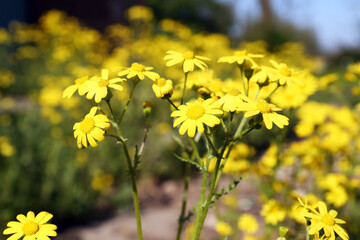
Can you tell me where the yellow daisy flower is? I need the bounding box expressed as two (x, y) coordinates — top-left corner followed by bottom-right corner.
(118, 62), (159, 81)
(3, 211), (57, 240)
(85, 69), (125, 103)
(164, 50), (210, 73)
(264, 60), (303, 86)
(152, 77), (173, 98)
(215, 88), (249, 112)
(62, 76), (89, 98)
(238, 99), (289, 129)
(218, 49), (263, 66)
(171, 98), (223, 138)
(73, 107), (111, 148)
(302, 201), (349, 240)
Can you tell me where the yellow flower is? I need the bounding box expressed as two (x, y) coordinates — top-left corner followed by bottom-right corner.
(260, 199), (286, 225)
(215, 88), (249, 112)
(152, 77), (173, 98)
(62, 76), (90, 98)
(85, 69), (125, 103)
(3, 211), (57, 240)
(250, 67), (273, 85)
(164, 50), (210, 73)
(218, 49), (263, 66)
(237, 214), (259, 234)
(324, 186), (348, 208)
(0, 136), (15, 157)
(302, 201), (349, 240)
(91, 170), (114, 193)
(118, 62), (159, 81)
(171, 98), (223, 138)
(264, 60), (303, 86)
(126, 5), (154, 22)
(215, 221), (233, 237)
(239, 99), (289, 129)
(73, 107), (111, 148)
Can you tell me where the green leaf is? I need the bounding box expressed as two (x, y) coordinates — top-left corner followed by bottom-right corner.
(174, 154), (203, 171)
(211, 177), (242, 204)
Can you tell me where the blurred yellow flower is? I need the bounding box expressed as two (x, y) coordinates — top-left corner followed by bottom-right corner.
(164, 50), (210, 73)
(237, 214), (259, 234)
(3, 211), (57, 240)
(0, 136), (15, 157)
(265, 60), (303, 86)
(239, 99), (289, 129)
(118, 62), (159, 81)
(221, 195), (237, 208)
(62, 76), (90, 98)
(218, 49), (263, 66)
(215, 221), (233, 237)
(325, 186), (348, 208)
(152, 77), (173, 98)
(171, 98), (222, 138)
(0, 69), (15, 88)
(260, 199), (286, 225)
(91, 170), (114, 193)
(126, 5), (154, 22)
(73, 107), (111, 148)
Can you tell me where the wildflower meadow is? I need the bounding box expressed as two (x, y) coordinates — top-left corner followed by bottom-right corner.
(1, 4), (360, 240)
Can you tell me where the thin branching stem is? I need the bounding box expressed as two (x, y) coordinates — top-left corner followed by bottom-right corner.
(107, 96), (143, 240)
(176, 162), (191, 240)
(118, 80), (139, 123)
(167, 98), (179, 110)
(180, 72), (189, 105)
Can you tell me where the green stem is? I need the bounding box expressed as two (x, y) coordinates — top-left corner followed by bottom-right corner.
(239, 64), (248, 96)
(192, 152), (222, 240)
(192, 161), (209, 240)
(118, 80), (139, 123)
(106, 100), (123, 135)
(306, 225), (309, 240)
(120, 139), (143, 240)
(181, 72), (189, 105)
(255, 86), (262, 100)
(265, 83), (280, 100)
(192, 130), (231, 240)
(107, 97), (143, 240)
(234, 115), (247, 139)
(176, 163), (191, 240)
(167, 98), (179, 110)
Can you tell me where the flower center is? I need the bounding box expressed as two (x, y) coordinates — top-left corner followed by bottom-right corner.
(155, 78), (167, 87)
(183, 51), (195, 60)
(257, 100), (271, 113)
(80, 118), (95, 134)
(131, 63), (145, 72)
(186, 105), (205, 120)
(22, 221), (39, 236)
(280, 66), (291, 77)
(228, 88), (241, 96)
(321, 214), (335, 226)
(75, 76), (88, 85)
(235, 50), (247, 56)
(98, 79), (109, 87)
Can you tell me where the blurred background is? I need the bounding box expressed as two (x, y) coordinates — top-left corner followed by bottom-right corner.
(2, 0), (360, 55)
(1, 0), (360, 239)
